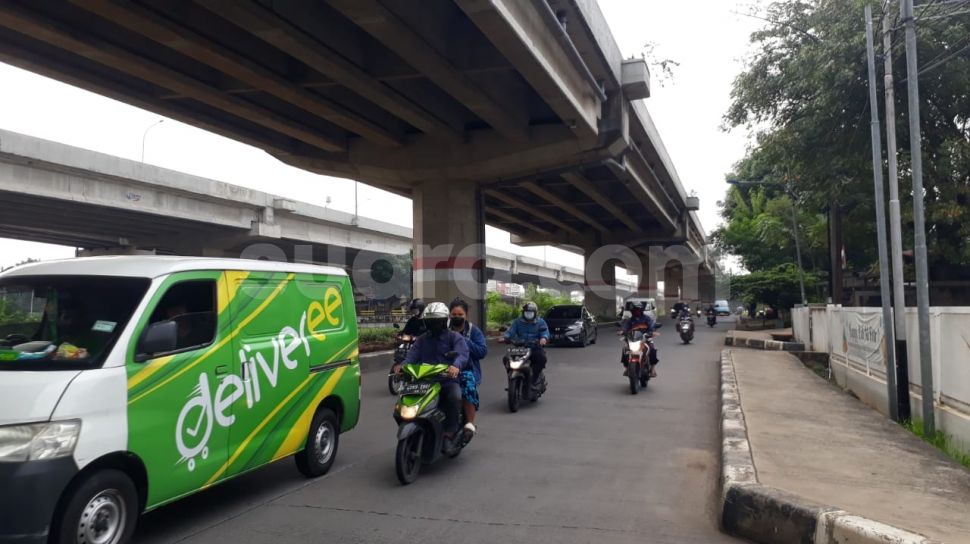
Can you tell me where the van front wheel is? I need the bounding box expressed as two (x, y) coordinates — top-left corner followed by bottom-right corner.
(54, 469), (138, 544)
(295, 408), (339, 478)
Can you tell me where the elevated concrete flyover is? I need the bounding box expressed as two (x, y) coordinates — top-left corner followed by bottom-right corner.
(0, 0), (711, 322)
(0, 129), (641, 299)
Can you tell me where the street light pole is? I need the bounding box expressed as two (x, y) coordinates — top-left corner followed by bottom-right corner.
(883, 7), (912, 421)
(901, 0), (935, 435)
(865, 4), (900, 420)
(787, 183), (808, 305)
(140, 119), (164, 162)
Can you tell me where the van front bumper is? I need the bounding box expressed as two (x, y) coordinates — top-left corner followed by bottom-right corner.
(0, 457), (78, 544)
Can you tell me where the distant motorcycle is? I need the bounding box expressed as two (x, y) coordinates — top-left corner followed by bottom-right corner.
(388, 327), (416, 395)
(678, 315), (695, 344)
(706, 314), (717, 328)
(502, 339), (547, 412)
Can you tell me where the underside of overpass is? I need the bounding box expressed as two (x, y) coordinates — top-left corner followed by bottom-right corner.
(0, 0), (714, 323)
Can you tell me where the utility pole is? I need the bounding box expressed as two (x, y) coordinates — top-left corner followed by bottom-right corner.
(865, 5), (899, 420)
(901, 0), (935, 435)
(882, 7), (912, 421)
(787, 183), (808, 305)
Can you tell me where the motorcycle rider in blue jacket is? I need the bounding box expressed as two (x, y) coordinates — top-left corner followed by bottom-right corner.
(499, 302), (549, 385)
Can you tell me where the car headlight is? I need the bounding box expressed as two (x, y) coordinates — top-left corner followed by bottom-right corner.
(566, 322), (583, 332)
(0, 420), (81, 462)
(399, 404), (419, 420)
(509, 359), (524, 370)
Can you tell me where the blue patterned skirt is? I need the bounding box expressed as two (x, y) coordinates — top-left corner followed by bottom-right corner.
(460, 370), (480, 410)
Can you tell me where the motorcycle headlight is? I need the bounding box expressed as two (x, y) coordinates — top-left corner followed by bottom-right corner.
(0, 420), (81, 462)
(399, 404), (419, 420)
(509, 359), (524, 370)
(628, 341), (642, 352)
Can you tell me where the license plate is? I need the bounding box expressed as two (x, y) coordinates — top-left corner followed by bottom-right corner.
(401, 382), (432, 396)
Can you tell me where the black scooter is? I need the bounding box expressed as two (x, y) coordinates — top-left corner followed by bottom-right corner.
(706, 313), (717, 327)
(393, 352), (470, 485)
(678, 314), (695, 344)
(499, 334), (547, 412)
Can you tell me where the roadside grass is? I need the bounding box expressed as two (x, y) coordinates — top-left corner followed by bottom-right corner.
(902, 419), (970, 470)
(358, 327), (398, 344)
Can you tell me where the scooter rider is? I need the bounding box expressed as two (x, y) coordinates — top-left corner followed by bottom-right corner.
(621, 302), (660, 377)
(706, 304), (717, 325)
(400, 298), (427, 337)
(393, 302), (469, 440)
(499, 301), (550, 384)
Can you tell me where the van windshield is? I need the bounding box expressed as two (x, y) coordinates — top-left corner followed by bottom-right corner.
(0, 275), (150, 370)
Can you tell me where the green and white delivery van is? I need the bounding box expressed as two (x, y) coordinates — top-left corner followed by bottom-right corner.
(0, 256), (361, 544)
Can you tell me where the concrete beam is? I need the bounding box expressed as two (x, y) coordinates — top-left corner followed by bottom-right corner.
(327, 0), (530, 143)
(485, 209), (552, 236)
(485, 188), (580, 235)
(607, 156), (677, 228)
(560, 171), (641, 232)
(72, 0), (406, 148)
(519, 180), (609, 234)
(456, 0), (602, 141)
(0, 44), (325, 161)
(194, 0), (461, 142)
(0, 3), (349, 153)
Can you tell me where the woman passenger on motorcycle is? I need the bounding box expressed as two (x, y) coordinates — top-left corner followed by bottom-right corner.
(394, 302), (469, 441)
(449, 298), (487, 437)
(620, 302), (660, 377)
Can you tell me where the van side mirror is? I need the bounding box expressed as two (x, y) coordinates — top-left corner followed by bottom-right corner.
(136, 320), (178, 362)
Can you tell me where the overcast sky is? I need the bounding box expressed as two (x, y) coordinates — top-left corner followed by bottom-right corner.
(0, 1), (761, 273)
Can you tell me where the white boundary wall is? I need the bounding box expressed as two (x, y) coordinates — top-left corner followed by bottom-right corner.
(793, 305), (970, 448)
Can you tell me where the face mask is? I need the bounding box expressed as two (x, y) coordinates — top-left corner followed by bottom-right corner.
(450, 317), (465, 330)
(523, 311), (536, 321)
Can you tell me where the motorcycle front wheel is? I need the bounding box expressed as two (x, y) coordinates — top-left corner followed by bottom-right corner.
(388, 373), (403, 395)
(628, 363), (640, 394)
(508, 377), (521, 412)
(395, 430), (423, 485)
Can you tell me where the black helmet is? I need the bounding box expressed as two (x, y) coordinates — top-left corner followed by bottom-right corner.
(630, 301), (644, 317)
(408, 298), (426, 316)
(522, 301), (538, 322)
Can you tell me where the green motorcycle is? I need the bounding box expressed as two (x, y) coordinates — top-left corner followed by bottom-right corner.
(392, 362), (468, 485)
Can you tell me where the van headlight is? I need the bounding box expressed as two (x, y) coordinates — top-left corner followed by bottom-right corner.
(509, 359), (524, 370)
(0, 420), (81, 462)
(399, 405), (420, 420)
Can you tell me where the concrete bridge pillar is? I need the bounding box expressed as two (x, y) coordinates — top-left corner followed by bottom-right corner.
(637, 253), (658, 299)
(699, 268), (716, 303)
(584, 254), (617, 320)
(664, 262), (683, 303)
(412, 180), (486, 326)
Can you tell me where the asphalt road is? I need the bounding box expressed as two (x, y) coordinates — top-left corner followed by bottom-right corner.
(136, 317), (743, 544)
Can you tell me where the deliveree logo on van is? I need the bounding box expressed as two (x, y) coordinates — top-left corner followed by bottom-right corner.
(175, 288), (342, 471)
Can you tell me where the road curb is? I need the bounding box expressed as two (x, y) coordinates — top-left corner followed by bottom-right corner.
(718, 349), (940, 544)
(724, 331), (804, 352)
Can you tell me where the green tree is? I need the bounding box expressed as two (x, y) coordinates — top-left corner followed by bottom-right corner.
(731, 264), (820, 311)
(722, 0), (970, 276)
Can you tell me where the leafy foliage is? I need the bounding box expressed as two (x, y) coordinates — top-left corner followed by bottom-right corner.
(730, 263), (820, 310)
(358, 327), (398, 344)
(720, 0), (970, 278)
(485, 284), (573, 329)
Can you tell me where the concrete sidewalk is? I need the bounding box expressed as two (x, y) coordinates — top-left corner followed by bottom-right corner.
(726, 349), (970, 543)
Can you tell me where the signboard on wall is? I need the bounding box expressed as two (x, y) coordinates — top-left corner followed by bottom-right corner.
(842, 311), (886, 370)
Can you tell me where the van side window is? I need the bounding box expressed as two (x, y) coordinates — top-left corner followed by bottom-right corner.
(148, 280), (217, 352)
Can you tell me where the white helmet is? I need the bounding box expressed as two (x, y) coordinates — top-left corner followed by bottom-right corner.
(421, 301), (450, 334)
